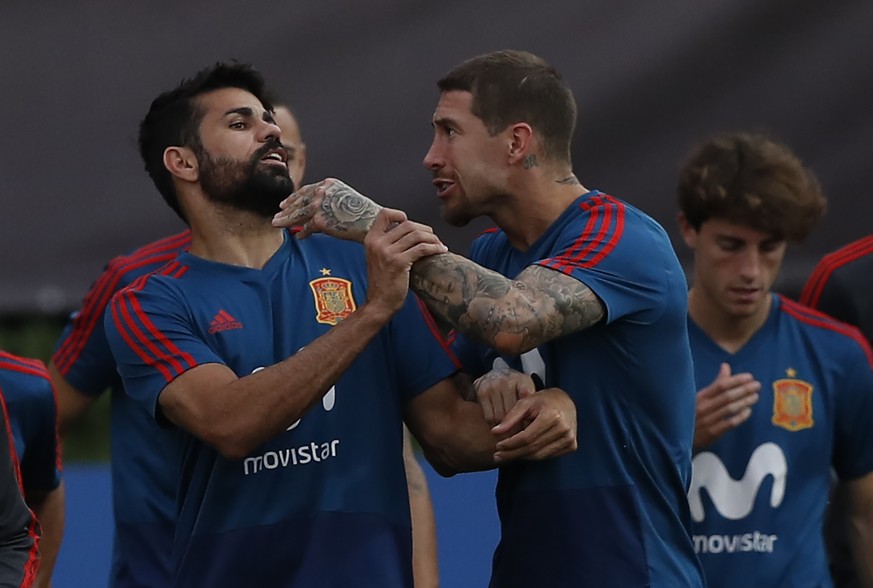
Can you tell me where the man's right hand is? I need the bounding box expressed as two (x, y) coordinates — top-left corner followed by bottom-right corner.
(363, 208), (447, 317)
(694, 362), (761, 450)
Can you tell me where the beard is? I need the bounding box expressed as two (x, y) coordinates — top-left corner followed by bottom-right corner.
(197, 140), (295, 219)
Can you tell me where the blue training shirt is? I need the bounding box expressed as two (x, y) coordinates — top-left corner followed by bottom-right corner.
(52, 230), (191, 588)
(0, 351), (61, 499)
(688, 295), (873, 587)
(106, 232), (459, 588)
(455, 191), (703, 587)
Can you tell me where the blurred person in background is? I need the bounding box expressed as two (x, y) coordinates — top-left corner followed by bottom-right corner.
(801, 233), (873, 588)
(0, 351), (63, 588)
(677, 131), (873, 587)
(0, 391), (40, 588)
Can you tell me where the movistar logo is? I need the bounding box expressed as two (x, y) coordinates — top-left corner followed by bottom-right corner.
(689, 442), (787, 522)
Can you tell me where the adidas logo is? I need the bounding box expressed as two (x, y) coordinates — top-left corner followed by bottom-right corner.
(208, 310), (244, 334)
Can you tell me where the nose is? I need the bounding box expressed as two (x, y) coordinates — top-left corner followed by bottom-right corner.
(422, 139), (442, 171)
(259, 117), (282, 143)
(738, 249), (762, 280)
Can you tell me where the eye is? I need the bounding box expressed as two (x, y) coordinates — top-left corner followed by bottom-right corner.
(716, 238), (743, 252)
(229, 120), (247, 130)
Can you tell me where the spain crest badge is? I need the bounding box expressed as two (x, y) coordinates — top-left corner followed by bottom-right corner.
(309, 276), (356, 325)
(771, 376), (814, 432)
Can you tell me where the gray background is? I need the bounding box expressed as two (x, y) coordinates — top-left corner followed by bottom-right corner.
(2, 0), (871, 313)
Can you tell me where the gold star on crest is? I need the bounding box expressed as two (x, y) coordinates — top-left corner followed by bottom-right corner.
(786, 367), (797, 378)
(320, 268), (332, 276)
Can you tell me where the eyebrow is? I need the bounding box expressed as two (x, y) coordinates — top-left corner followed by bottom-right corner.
(432, 115), (458, 128)
(223, 106), (275, 124)
(224, 106), (255, 118)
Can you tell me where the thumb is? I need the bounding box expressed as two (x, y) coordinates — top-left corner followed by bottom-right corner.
(718, 362), (732, 379)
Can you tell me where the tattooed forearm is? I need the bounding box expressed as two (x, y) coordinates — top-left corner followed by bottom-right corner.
(410, 255), (605, 354)
(321, 181), (381, 239)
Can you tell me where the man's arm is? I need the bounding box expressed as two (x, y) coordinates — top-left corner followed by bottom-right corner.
(46, 363), (97, 437)
(410, 255), (603, 355)
(403, 427), (439, 588)
(27, 484), (64, 588)
(131, 209), (447, 459)
(274, 179), (605, 355)
(846, 471), (873, 588)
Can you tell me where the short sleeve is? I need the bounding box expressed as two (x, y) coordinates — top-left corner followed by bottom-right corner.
(105, 277), (223, 422)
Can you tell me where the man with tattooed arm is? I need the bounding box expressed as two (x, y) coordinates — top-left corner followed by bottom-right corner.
(274, 49), (703, 587)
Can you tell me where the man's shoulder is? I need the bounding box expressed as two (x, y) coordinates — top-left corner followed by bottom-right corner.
(103, 231), (192, 288)
(777, 296), (872, 360)
(0, 352), (52, 402)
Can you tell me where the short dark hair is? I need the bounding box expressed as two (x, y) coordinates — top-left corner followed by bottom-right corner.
(678, 131), (826, 241)
(438, 50), (577, 164)
(138, 62), (274, 221)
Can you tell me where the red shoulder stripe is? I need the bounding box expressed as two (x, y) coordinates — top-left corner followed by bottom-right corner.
(542, 194), (625, 274)
(0, 352), (47, 376)
(781, 297), (873, 368)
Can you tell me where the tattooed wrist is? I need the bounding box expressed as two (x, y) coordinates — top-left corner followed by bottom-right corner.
(323, 182), (381, 239)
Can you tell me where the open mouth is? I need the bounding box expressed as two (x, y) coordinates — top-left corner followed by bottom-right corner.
(260, 147), (287, 166)
(433, 178), (454, 198)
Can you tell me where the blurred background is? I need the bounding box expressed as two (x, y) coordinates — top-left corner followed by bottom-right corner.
(1, 0), (872, 585)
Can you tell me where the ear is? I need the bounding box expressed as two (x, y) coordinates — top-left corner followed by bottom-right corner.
(677, 212), (698, 249)
(506, 123), (534, 165)
(296, 143), (308, 185)
(163, 146), (199, 183)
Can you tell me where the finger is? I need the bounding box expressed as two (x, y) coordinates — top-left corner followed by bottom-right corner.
(516, 378), (537, 399)
(497, 433), (576, 462)
(372, 208), (408, 232)
(477, 386), (497, 425)
(491, 402), (528, 436)
(388, 227), (445, 251)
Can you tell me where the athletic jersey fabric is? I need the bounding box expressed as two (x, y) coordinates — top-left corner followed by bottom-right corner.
(52, 230), (191, 587)
(687, 294), (873, 587)
(0, 394), (40, 588)
(457, 190), (703, 587)
(800, 236), (873, 588)
(106, 233), (459, 588)
(0, 352), (61, 498)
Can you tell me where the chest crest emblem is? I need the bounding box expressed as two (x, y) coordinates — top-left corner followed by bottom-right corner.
(309, 277), (356, 325)
(771, 377), (814, 432)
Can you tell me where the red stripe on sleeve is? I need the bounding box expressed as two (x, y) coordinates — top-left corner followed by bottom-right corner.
(110, 293), (175, 382)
